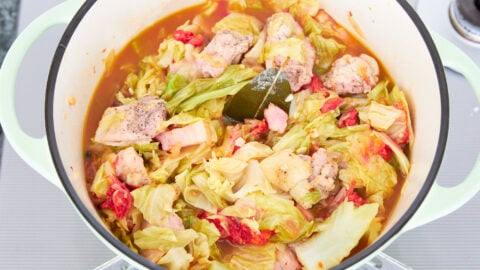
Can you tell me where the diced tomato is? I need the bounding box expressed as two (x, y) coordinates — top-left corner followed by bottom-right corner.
(173, 30), (204, 47)
(338, 109), (358, 128)
(370, 136), (393, 161)
(320, 97), (344, 113)
(101, 176), (133, 219)
(173, 29), (194, 43)
(250, 119), (269, 137)
(309, 75), (324, 93)
(346, 181), (366, 207)
(200, 214), (274, 245)
(188, 34), (204, 47)
(378, 144), (393, 161)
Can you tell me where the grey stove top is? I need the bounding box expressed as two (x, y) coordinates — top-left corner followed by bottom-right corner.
(1, 0), (480, 269)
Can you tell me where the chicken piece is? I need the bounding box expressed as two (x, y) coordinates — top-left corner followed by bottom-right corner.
(196, 13), (262, 78)
(311, 148), (338, 179)
(264, 103), (288, 133)
(197, 29), (254, 77)
(94, 96), (167, 146)
(260, 150), (312, 192)
(263, 13), (314, 91)
(274, 244), (302, 270)
(265, 13), (304, 43)
(155, 120), (212, 152)
(115, 147), (151, 187)
(309, 148), (337, 199)
(265, 41), (314, 92)
(321, 54), (380, 95)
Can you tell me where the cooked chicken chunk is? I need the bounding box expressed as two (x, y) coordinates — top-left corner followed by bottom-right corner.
(115, 147), (151, 187)
(196, 13), (262, 77)
(197, 30), (254, 77)
(260, 150), (312, 193)
(94, 96), (167, 146)
(322, 54), (380, 95)
(309, 148), (337, 199)
(311, 148), (338, 179)
(261, 148), (339, 209)
(265, 41), (314, 92)
(265, 13), (304, 43)
(263, 13), (314, 92)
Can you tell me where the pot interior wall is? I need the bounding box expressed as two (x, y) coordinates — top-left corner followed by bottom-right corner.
(51, 0), (443, 260)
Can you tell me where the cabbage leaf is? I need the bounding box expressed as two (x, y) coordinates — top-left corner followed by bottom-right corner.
(205, 156), (248, 184)
(133, 226), (197, 250)
(233, 142), (273, 162)
(90, 161), (113, 198)
(272, 124), (310, 154)
(158, 247), (194, 270)
(309, 33), (346, 75)
(338, 132), (398, 197)
(130, 184), (180, 226)
(157, 38), (186, 68)
(294, 201), (379, 270)
(233, 160), (277, 198)
(222, 192), (314, 242)
(167, 65), (257, 113)
(367, 101), (403, 131)
(264, 38), (307, 63)
(212, 13), (262, 37)
(227, 243), (277, 270)
(161, 73), (190, 100)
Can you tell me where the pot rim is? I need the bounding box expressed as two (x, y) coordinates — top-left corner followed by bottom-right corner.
(44, 0), (449, 269)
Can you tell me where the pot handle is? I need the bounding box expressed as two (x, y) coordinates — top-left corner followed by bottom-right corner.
(0, 0), (84, 190)
(403, 31), (480, 232)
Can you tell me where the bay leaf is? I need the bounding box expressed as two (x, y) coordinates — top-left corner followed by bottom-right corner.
(223, 68), (291, 122)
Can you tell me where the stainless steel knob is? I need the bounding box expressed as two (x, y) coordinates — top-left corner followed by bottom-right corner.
(449, 0), (480, 44)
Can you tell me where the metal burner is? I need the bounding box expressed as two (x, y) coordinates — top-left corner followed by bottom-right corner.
(449, 0), (480, 44)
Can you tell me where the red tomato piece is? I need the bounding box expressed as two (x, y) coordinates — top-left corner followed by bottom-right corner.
(310, 75), (324, 93)
(338, 109), (359, 128)
(346, 181), (366, 207)
(369, 136), (393, 161)
(188, 34), (204, 47)
(250, 119), (269, 137)
(101, 176), (133, 219)
(201, 214), (274, 245)
(320, 97), (344, 113)
(173, 29), (194, 43)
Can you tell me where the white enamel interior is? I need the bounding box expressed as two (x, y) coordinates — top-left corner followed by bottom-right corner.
(51, 0), (442, 267)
